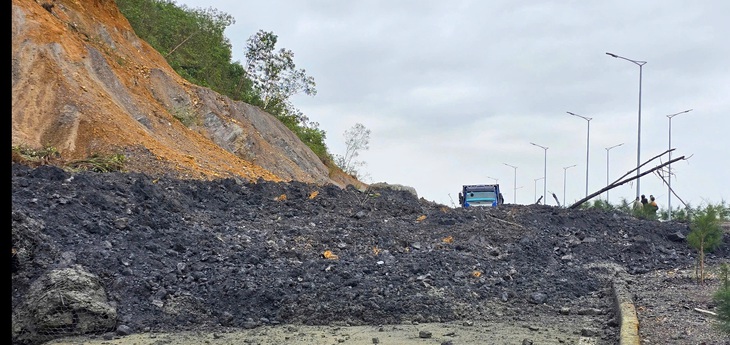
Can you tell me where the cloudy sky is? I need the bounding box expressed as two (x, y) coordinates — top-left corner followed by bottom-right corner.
(176, 0), (729, 209)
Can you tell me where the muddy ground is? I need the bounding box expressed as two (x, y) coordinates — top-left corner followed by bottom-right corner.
(11, 163), (729, 344)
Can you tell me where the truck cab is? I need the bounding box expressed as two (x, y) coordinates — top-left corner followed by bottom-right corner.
(459, 184), (504, 207)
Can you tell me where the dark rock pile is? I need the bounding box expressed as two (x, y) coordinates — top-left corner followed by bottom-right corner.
(11, 163), (727, 344)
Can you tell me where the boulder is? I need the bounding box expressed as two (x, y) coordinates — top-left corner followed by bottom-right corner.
(368, 182), (418, 198)
(12, 265), (117, 345)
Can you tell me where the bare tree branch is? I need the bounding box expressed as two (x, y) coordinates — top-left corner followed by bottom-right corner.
(654, 170), (688, 208)
(608, 149), (675, 187)
(569, 154), (686, 209)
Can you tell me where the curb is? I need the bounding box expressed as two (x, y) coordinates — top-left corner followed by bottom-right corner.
(612, 279), (640, 345)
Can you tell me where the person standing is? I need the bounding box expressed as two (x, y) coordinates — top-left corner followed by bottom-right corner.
(632, 196), (642, 211)
(640, 194), (651, 218)
(649, 195), (658, 216)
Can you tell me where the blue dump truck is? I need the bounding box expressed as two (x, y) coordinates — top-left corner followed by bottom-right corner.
(458, 184), (504, 207)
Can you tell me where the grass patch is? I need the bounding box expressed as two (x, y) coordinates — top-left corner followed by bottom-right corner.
(12, 145), (60, 166)
(66, 153), (127, 173)
(13, 145), (127, 173)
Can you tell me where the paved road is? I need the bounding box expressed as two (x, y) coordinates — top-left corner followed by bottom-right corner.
(45, 320), (602, 345)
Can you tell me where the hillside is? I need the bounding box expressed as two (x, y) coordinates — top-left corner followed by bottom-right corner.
(11, 0), (362, 189)
(11, 1), (730, 345)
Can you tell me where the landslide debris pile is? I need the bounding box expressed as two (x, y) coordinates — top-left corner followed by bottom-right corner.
(12, 163), (723, 344)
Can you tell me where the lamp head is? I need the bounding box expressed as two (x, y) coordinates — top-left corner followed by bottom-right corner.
(530, 142), (548, 150)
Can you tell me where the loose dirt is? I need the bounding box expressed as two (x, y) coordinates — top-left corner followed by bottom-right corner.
(11, 163), (729, 345)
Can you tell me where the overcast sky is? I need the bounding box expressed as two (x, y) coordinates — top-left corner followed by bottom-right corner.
(176, 0), (729, 209)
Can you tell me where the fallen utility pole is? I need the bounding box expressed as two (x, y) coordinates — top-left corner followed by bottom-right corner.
(569, 151), (686, 209)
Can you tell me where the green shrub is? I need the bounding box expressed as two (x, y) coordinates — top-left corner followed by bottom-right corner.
(578, 199), (615, 211)
(714, 263), (730, 334)
(615, 198), (632, 214)
(660, 203), (697, 222)
(632, 205), (657, 220)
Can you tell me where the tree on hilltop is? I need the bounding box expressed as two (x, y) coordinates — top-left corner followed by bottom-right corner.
(242, 30), (317, 112)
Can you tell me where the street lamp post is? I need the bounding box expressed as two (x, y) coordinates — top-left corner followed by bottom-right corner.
(606, 52), (647, 199)
(534, 177), (545, 204)
(503, 163), (518, 204)
(667, 109), (693, 220)
(486, 176), (499, 184)
(563, 164), (577, 207)
(605, 143), (624, 202)
(567, 111), (593, 197)
(530, 142), (548, 205)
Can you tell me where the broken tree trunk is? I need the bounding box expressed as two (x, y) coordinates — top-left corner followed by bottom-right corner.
(607, 149), (676, 188)
(552, 193), (560, 207)
(569, 154), (686, 209)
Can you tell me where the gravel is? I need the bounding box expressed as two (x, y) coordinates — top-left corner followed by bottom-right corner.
(11, 163), (730, 344)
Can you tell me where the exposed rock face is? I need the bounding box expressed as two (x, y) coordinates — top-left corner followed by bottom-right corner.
(11, 0), (361, 189)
